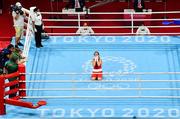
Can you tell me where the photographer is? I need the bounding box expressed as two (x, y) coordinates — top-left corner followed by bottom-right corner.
(11, 2), (26, 48)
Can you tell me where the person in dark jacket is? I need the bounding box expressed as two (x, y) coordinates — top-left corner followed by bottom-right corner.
(134, 0), (145, 12)
(0, 44), (14, 73)
(71, 0), (85, 9)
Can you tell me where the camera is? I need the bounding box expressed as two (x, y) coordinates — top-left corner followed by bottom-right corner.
(10, 4), (24, 15)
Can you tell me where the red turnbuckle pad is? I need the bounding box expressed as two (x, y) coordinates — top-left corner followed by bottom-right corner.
(37, 100), (47, 106)
(5, 99), (47, 109)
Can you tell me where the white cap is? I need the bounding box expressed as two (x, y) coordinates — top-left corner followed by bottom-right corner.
(16, 2), (22, 7)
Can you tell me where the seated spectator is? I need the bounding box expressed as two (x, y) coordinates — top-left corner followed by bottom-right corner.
(0, 44), (14, 73)
(5, 56), (19, 98)
(4, 49), (25, 98)
(0, 49), (12, 67)
(136, 24), (150, 35)
(0, 50), (6, 74)
(11, 48), (26, 64)
(0, 65), (2, 74)
(76, 22), (94, 36)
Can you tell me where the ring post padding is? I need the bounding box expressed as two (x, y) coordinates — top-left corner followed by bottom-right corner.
(0, 75), (6, 115)
(18, 64), (26, 97)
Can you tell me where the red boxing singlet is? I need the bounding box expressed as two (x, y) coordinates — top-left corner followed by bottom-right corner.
(93, 63), (102, 72)
(92, 62), (103, 80)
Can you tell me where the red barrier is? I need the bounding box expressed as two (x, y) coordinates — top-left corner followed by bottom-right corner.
(18, 64), (26, 97)
(0, 75), (6, 115)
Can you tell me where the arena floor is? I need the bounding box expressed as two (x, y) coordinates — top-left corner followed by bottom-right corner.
(2, 36), (180, 118)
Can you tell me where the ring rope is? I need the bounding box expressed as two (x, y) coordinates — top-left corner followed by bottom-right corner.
(43, 18), (180, 22)
(20, 88), (180, 91)
(46, 33), (180, 35)
(41, 11), (180, 15)
(21, 72), (180, 75)
(41, 11), (180, 36)
(20, 80), (180, 83)
(44, 26), (180, 29)
(21, 96), (180, 99)
(20, 10), (180, 102)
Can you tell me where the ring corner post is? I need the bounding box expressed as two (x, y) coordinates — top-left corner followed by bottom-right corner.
(0, 75), (6, 115)
(18, 64), (26, 98)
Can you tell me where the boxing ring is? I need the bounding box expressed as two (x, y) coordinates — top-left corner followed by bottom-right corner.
(1, 11), (180, 118)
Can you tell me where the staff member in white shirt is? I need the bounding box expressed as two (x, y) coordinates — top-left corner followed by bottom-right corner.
(12, 2), (26, 48)
(136, 24), (150, 35)
(76, 22), (94, 36)
(32, 7), (43, 48)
